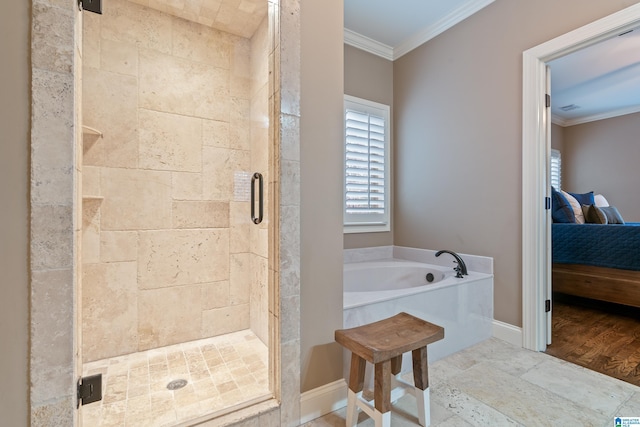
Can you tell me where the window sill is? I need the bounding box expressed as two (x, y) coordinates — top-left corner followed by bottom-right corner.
(344, 223), (390, 234)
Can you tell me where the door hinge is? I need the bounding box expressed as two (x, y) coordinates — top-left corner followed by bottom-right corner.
(545, 196), (551, 210)
(545, 94), (551, 108)
(78, 0), (102, 14)
(545, 299), (551, 312)
(77, 374), (102, 407)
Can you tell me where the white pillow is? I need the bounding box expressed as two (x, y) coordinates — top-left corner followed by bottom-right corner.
(594, 194), (609, 207)
(561, 190), (585, 224)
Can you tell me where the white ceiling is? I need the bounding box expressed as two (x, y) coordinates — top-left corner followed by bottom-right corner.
(548, 26), (640, 126)
(344, 0), (640, 126)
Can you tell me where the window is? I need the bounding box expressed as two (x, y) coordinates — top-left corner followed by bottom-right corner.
(550, 149), (561, 190)
(344, 95), (390, 233)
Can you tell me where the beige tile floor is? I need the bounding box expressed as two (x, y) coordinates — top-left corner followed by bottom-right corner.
(82, 330), (270, 427)
(304, 338), (640, 427)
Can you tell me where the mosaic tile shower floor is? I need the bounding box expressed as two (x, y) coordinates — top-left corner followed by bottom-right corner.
(82, 330), (270, 426)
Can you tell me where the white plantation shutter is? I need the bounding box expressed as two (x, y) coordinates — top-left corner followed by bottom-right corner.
(344, 96), (390, 232)
(550, 149), (561, 190)
(345, 110), (385, 213)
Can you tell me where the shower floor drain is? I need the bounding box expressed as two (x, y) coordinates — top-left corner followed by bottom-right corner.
(167, 379), (188, 390)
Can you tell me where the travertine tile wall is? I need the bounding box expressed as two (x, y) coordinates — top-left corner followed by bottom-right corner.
(81, 0), (270, 362)
(30, 0), (82, 424)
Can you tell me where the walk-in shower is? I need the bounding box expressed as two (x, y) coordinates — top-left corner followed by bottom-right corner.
(79, 0), (274, 424)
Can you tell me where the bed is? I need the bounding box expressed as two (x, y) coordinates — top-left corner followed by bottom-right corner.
(552, 222), (640, 308)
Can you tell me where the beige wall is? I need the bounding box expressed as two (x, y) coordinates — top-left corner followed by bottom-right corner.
(343, 44), (394, 249)
(300, 0), (345, 392)
(563, 112), (640, 222)
(551, 123), (565, 152)
(0, 0), (29, 424)
(393, 0), (640, 327)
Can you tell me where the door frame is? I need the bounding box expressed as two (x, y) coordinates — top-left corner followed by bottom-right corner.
(522, 3), (640, 351)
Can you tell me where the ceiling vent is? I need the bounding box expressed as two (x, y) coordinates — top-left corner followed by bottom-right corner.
(559, 104), (580, 111)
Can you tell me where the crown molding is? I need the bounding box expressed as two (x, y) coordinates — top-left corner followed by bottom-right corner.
(553, 104), (640, 127)
(393, 0), (495, 59)
(550, 113), (568, 127)
(344, 0), (495, 61)
(344, 28), (394, 61)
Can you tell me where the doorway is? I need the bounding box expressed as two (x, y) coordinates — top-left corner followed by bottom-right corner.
(28, 0), (302, 424)
(522, 3), (640, 351)
(79, 1), (273, 424)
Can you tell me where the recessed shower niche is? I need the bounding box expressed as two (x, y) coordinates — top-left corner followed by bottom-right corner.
(79, 0), (276, 424)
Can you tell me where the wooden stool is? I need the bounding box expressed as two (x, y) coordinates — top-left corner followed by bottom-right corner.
(335, 312), (444, 427)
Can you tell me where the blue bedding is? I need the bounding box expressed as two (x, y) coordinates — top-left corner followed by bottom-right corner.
(552, 223), (640, 271)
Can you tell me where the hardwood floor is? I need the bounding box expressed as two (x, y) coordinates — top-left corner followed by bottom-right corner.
(545, 293), (640, 387)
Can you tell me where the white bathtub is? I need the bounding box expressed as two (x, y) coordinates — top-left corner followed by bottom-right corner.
(343, 259), (493, 371)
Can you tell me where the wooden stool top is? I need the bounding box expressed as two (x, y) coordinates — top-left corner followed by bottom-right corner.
(335, 312), (444, 364)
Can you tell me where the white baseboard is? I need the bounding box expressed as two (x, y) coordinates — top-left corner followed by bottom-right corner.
(299, 379), (348, 424)
(492, 320), (522, 347)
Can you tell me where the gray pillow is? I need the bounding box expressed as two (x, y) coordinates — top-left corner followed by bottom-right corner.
(581, 204), (607, 224)
(600, 206), (625, 224)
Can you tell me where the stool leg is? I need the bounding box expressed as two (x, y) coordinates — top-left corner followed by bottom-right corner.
(415, 387), (430, 427)
(346, 353), (366, 427)
(412, 347), (430, 426)
(391, 355), (402, 376)
(372, 408), (391, 427)
(373, 360), (391, 427)
(346, 390), (358, 427)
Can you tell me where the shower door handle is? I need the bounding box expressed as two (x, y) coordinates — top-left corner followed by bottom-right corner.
(251, 172), (263, 224)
